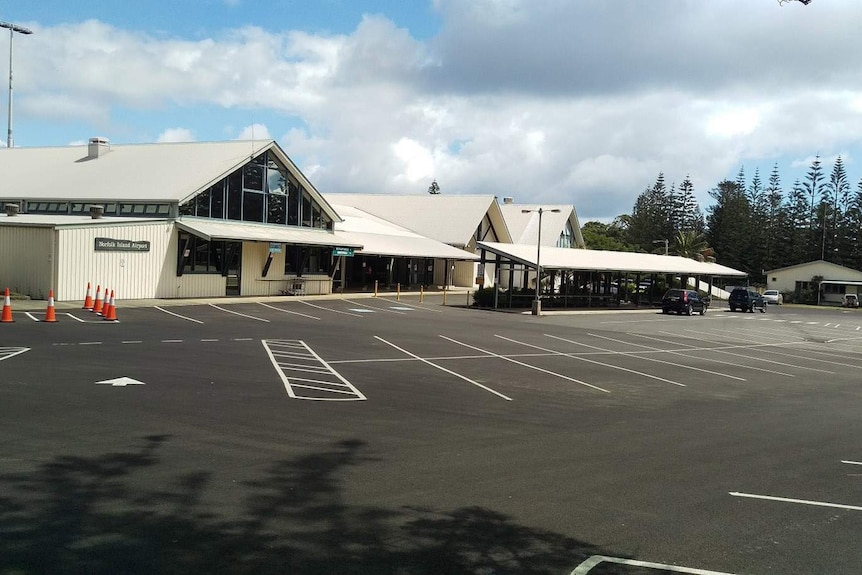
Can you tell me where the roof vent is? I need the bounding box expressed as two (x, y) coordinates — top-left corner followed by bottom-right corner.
(4, 203), (19, 217)
(503, 197), (514, 204)
(89, 205), (104, 219)
(88, 137), (110, 159)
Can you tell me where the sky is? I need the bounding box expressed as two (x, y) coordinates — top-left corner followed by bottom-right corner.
(2, 0), (862, 222)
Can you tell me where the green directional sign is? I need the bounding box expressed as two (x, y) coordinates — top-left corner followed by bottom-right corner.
(333, 247), (354, 257)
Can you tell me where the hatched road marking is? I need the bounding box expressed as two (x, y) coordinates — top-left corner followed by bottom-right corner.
(572, 555), (738, 575)
(0, 347), (30, 362)
(262, 339), (366, 401)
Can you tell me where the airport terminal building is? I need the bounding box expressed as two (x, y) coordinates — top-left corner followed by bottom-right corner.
(0, 138), (476, 301)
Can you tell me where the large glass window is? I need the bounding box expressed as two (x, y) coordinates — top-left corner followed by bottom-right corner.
(243, 164), (265, 192)
(179, 234), (225, 274)
(210, 183), (225, 218)
(195, 188), (211, 218)
(227, 171), (242, 220)
(287, 180), (300, 226)
(243, 191), (265, 223)
(267, 192), (286, 224)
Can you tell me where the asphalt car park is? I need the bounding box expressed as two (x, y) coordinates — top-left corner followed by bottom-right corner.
(2, 299), (862, 574)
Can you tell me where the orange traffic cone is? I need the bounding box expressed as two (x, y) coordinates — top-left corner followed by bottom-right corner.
(103, 290), (118, 322)
(93, 285), (104, 315)
(82, 282), (94, 310)
(1, 288), (13, 323)
(44, 290), (58, 323)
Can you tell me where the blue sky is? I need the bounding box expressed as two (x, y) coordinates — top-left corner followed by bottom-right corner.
(2, 0), (862, 221)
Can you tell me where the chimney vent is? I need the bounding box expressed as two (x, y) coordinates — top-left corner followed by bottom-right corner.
(88, 137), (110, 159)
(89, 205), (104, 219)
(503, 197), (514, 204)
(4, 203), (19, 217)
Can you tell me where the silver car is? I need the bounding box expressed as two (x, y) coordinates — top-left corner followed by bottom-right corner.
(762, 290), (783, 305)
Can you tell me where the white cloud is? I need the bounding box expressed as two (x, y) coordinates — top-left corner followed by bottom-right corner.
(157, 128), (195, 143)
(9, 1), (862, 219)
(236, 123), (271, 141)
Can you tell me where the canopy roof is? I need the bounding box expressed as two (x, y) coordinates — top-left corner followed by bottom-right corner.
(477, 241), (746, 276)
(176, 218), (362, 248)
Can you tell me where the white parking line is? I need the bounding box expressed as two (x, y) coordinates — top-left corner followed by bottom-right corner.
(631, 333), (796, 377)
(495, 334), (685, 387)
(209, 304), (270, 322)
(576, 333), (746, 382)
(572, 555), (738, 575)
(257, 302), (320, 320)
(375, 336), (513, 400)
(343, 299), (407, 315)
(377, 296), (443, 312)
(299, 300), (364, 317)
(64, 313), (86, 323)
(841, 460), (862, 466)
(155, 306), (204, 324)
(730, 491), (862, 511)
(440, 335), (609, 393)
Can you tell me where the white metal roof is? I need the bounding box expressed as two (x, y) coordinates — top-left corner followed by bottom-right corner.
(323, 193), (512, 247)
(477, 241), (747, 276)
(331, 204), (478, 260)
(498, 203), (586, 248)
(0, 140), (343, 224)
(0, 213), (166, 227)
(176, 218), (363, 248)
(0, 140), (271, 202)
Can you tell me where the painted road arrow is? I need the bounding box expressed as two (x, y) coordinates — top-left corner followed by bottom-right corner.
(96, 377), (146, 387)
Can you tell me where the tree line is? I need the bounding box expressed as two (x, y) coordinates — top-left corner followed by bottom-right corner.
(581, 156), (862, 284)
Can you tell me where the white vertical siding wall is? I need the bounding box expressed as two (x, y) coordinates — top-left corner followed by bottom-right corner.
(56, 221), (176, 301)
(0, 225), (55, 299)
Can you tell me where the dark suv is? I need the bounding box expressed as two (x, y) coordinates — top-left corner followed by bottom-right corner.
(728, 288), (766, 313)
(661, 289), (708, 315)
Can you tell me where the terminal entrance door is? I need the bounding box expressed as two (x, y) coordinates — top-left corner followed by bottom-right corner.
(224, 242), (241, 296)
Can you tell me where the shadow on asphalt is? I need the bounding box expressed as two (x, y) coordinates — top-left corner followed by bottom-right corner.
(0, 436), (603, 574)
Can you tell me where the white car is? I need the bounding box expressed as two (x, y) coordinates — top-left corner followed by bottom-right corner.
(762, 290), (783, 305)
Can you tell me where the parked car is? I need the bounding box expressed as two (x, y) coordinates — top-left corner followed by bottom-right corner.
(762, 290), (783, 305)
(842, 293), (859, 308)
(729, 287), (766, 313)
(661, 289), (708, 315)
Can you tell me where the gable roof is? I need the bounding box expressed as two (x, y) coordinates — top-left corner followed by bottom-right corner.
(0, 139), (342, 223)
(322, 193), (512, 248)
(765, 259), (862, 279)
(330, 204), (478, 260)
(498, 203), (586, 248)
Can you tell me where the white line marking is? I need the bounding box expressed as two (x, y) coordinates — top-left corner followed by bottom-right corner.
(257, 302), (320, 320)
(200, 338), (219, 342)
(377, 296), (443, 312)
(262, 339), (366, 401)
(161, 339), (183, 343)
(440, 335), (609, 394)
(299, 300), (363, 317)
(25, 312), (39, 322)
(730, 491), (862, 511)
(841, 460), (862, 466)
(572, 555), (737, 575)
(232, 337), (253, 341)
(0, 347), (29, 362)
(376, 336), (513, 400)
(348, 308), (376, 313)
(121, 340), (143, 344)
(630, 333), (796, 377)
(208, 304), (270, 322)
(154, 306), (204, 324)
(79, 341), (103, 346)
(343, 299), (407, 314)
(559, 333), (746, 382)
(64, 313), (86, 323)
(495, 334), (685, 387)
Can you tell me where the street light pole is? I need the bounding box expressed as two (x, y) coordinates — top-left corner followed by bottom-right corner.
(522, 207), (561, 316)
(1, 21), (33, 149)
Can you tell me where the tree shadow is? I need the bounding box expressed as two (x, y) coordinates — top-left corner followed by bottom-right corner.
(0, 436), (600, 574)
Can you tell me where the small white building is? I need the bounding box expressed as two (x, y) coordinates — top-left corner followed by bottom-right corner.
(765, 260), (862, 305)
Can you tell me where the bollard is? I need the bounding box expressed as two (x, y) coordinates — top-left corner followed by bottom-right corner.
(374, 280), (378, 297)
(397, 283), (401, 301)
(443, 288), (447, 306)
(466, 290), (470, 306)
(420, 285), (424, 303)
